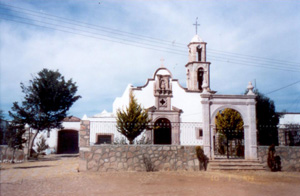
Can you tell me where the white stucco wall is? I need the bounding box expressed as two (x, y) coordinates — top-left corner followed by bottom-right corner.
(279, 113), (300, 125)
(33, 121), (80, 154)
(109, 67), (204, 145)
(113, 84), (132, 114)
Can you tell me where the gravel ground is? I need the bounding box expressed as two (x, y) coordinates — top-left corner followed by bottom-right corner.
(1, 155), (300, 196)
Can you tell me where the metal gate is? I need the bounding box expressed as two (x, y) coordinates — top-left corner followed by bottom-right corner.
(214, 130), (244, 159)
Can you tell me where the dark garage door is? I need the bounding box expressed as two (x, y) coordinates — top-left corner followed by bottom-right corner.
(57, 130), (79, 154)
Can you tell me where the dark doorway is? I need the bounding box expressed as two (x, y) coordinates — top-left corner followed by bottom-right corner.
(154, 118), (171, 144)
(57, 130), (79, 154)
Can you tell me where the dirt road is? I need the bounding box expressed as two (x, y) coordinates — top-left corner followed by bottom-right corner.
(1, 155), (300, 196)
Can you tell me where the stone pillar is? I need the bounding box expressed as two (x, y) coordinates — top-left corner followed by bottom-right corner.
(246, 98), (258, 160)
(79, 120), (90, 171)
(201, 95), (211, 158)
(80, 120), (90, 148)
(278, 129), (286, 146)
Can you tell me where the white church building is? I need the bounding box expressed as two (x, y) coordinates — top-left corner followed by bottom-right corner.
(82, 34), (259, 160)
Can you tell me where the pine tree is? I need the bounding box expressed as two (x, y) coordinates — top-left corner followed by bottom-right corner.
(9, 69), (81, 157)
(116, 92), (151, 144)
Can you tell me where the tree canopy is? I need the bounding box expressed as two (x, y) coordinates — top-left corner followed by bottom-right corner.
(252, 89), (280, 145)
(116, 92), (151, 144)
(9, 68), (81, 156)
(215, 108), (244, 131)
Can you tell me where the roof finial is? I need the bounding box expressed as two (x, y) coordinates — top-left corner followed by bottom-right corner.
(193, 17), (200, 35)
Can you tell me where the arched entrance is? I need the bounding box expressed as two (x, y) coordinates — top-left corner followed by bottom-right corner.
(57, 130), (79, 154)
(154, 118), (171, 144)
(213, 108), (245, 159)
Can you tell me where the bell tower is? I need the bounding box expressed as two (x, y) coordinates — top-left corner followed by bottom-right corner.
(186, 34), (211, 92)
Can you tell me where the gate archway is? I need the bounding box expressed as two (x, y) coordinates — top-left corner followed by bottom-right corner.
(213, 108), (245, 159)
(154, 118), (172, 144)
(57, 129), (79, 154)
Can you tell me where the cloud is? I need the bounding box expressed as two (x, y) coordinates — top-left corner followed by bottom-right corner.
(0, 0), (299, 119)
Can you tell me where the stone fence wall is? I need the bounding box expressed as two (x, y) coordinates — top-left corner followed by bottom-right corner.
(79, 145), (199, 172)
(0, 145), (25, 163)
(258, 146), (300, 171)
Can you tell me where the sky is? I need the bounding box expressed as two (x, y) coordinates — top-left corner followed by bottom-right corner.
(0, 0), (300, 119)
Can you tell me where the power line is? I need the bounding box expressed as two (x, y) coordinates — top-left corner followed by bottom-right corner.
(0, 17), (188, 56)
(0, 12), (188, 54)
(266, 80), (300, 95)
(1, 2), (300, 67)
(1, 3), (300, 73)
(208, 48), (300, 66)
(2, 15), (300, 73)
(0, 3), (184, 47)
(208, 57), (300, 72)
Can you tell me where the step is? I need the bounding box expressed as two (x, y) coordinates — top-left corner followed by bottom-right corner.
(207, 159), (266, 171)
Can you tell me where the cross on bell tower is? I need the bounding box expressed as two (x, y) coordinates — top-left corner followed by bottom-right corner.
(193, 17), (200, 35)
(186, 19), (211, 93)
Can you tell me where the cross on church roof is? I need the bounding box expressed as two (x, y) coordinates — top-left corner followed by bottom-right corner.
(160, 57), (165, 67)
(193, 17), (200, 35)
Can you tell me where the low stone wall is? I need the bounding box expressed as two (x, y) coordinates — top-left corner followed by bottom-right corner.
(258, 146), (300, 171)
(0, 145), (25, 163)
(79, 145), (199, 172)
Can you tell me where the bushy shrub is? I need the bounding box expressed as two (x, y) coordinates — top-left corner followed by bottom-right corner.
(143, 155), (155, 172)
(267, 144), (281, 172)
(113, 137), (128, 145)
(195, 146), (209, 171)
(36, 135), (49, 156)
(135, 135), (151, 145)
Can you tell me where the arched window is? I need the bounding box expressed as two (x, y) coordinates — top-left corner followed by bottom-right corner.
(197, 68), (204, 91)
(197, 46), (202, 61)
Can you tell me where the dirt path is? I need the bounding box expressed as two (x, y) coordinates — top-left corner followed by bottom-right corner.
(1, 155), (300, 196)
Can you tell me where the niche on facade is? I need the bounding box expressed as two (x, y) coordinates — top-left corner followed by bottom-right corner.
(154, 75), (172, 96)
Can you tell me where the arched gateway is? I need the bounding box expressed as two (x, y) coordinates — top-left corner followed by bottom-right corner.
(201, 88), (258, 160)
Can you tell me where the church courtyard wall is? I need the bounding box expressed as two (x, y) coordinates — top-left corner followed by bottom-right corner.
(0, 145), (25, 163)
(79, 145), (300, 172)
(79, 145), (199, 172)
(258, 146), (300, 171)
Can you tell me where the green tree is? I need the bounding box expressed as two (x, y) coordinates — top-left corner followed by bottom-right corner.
(215, 108), (244, 131)
(215, 108), (244, 158)
(116, 92), (151, 144)
(5, 122), (26, 163)
(251, 89), (280, 145)
(9, 69), (81, 157)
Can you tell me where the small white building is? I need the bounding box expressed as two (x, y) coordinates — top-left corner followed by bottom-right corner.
(29, 116), (80, 154)
(83, 34), (259, 160)
(278, 113), (300, 146)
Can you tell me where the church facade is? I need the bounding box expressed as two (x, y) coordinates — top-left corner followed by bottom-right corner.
(84, 35), (258, 160)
